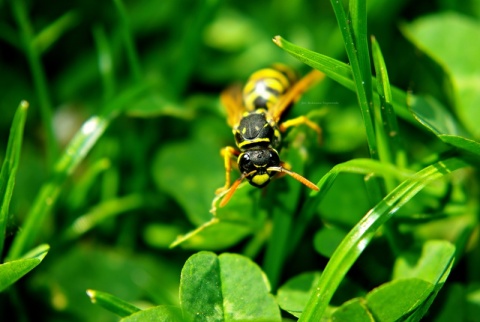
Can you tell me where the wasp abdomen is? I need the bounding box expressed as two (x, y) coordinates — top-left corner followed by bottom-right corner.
(242, 67), (296, 111)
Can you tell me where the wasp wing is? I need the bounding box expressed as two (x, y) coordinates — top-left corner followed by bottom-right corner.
(221, 84), (246, 128)
(271, 69), (325, 122)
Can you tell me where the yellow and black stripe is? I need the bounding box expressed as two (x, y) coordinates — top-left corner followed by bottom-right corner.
(242, 65), (297, 111)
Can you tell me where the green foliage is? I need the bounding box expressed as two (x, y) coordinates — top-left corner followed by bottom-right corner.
(1, 0), (480, 321)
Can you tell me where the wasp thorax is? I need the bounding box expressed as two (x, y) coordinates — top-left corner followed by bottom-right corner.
(238, 148), (280, 188)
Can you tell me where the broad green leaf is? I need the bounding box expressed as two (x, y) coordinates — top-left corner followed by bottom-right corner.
(152, 135), (224, 226)
(299, 157), (468, 321)
(0, 101), (28, 255)
(120, 306), (182, 322)
(393, 240), (456, 284)
(180, 251), (281, 322)
(0, 244), (49, 292)
(331, 298), (374, 322)
(313, 226), (347, 258)
(277, 272), (322, 318)
(402, 12), (480, 138)
(365, 278), (434, 321)
(87, 289), (140, 317)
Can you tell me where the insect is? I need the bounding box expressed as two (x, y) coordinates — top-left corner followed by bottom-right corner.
(212, 64), (324, 211)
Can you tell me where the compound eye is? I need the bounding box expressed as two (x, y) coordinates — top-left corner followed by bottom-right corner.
(239, 153), (253, 172)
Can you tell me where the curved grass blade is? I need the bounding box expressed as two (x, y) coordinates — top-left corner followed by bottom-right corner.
(289, 158), (413, 254)
(298, 157), (469, 321)
(0, 244), (49, 292)
(272, 36), (415, 123)
(0, 101), (28, 257)
(87, 289), (140, 317)
(6, 84), (148, 261)
(6, 115), (109, 260)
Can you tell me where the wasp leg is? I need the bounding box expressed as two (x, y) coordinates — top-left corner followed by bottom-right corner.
(215, 146), (240, 195)
(279, 116), (322, 143)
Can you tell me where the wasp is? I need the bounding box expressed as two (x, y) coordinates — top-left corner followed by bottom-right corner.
(212, 64), (324, 211)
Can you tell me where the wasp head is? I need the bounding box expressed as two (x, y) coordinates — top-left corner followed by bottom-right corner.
(238, 148), (280, 188)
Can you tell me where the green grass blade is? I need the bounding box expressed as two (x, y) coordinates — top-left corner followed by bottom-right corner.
(298, 157), (469, 321)
(6, 115), (110, 260)
(289, 158), (412, 254)
(6, 84), (148, 260)
(11, 0), (58, 166)
(0, 244), (49, 291)
(371, 36), (406, 171)
(0, 101), (29, 257)
(330, 0), (376, 160)
(87, 289), (141, 317)
(112, 0), (142, 82)
(93, 25), (116, 101)
(169, 0), (220, 99)
(62, 194), (148, 241)
(272, 36), (415, 124)
(33, 10), (80, 53)
(349, 0), (373, 115)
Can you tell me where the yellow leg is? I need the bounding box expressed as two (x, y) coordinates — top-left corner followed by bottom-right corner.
(215, 146), (239, 195)
(279, 115), (322, 143)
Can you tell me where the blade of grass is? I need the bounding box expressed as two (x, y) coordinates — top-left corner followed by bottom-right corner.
(93, 25), (116, 101)
(112, 0), (142, 82)
(62, 193), (148, 241)
(170, 0), (220, 99)
(330, 0), (376, 160)
(288, 158), (413, 255)
(0, 244), (49, 291)
(298, 157), (470, 321)
(272, 36), (415, 124)
(11, 0), (58, 166)
(0, 101), (29, 257)
(33, 10), (80, 53)
(371, 36), (406, 171)
(6, 85), (149, 261)
(87, 289), (140, 317)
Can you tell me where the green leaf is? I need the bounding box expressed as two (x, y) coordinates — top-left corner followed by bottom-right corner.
(331, 298), (374, 322)
(0, 101), (28, 256)
(313, 226), (347, 258)
(277, 272), (322, 318)
(393, 240), (456, 284)
(120, 306), (183, 322)
(87, 289), (140, 317)
(402, 12), (480, 138)
(299, 157), (468, 321)
(365, 278), (434, 321)
(0, 244), (49, 292)
(180, 251), (281, 322)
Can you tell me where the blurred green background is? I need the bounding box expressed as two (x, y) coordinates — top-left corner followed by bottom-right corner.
(1, 0), (480, 321)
